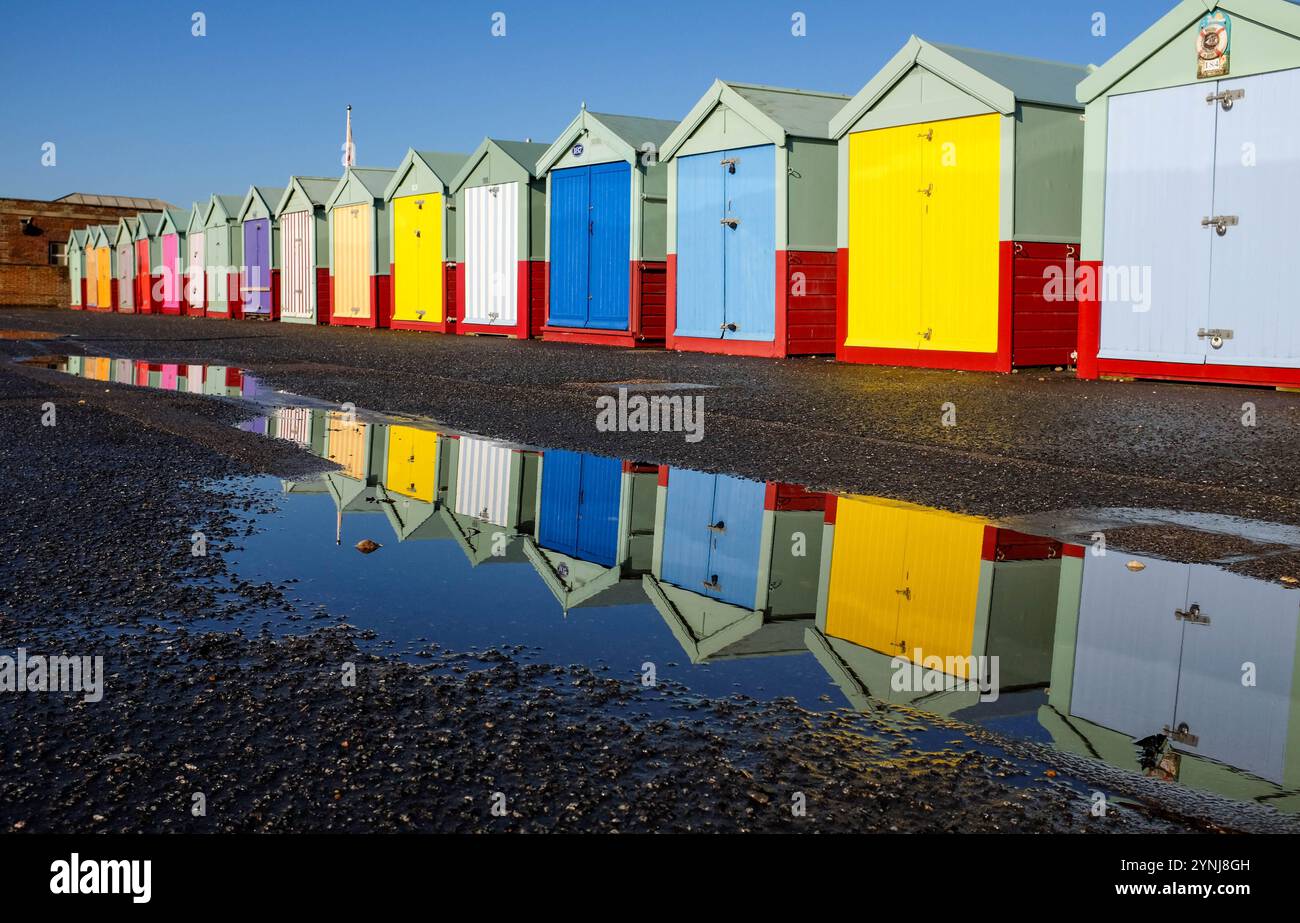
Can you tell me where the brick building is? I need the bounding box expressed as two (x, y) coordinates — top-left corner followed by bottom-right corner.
(1, 193), (174, 307)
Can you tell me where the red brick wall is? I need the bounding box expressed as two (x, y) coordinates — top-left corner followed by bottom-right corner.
(0, 198), (156, 307)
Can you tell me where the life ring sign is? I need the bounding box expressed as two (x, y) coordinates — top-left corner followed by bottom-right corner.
(1197, 11), (1231, 79)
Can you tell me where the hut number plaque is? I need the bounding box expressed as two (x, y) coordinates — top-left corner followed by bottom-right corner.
(1196, 11), (1231, 80)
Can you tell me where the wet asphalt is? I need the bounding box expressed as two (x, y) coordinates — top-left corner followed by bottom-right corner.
(0, 307), (1295, 833)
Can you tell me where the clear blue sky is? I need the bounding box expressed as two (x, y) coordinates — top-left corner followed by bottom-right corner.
(1, 0), (1181, 207)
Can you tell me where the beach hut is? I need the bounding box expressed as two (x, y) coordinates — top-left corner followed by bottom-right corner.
(113, 217), (138, 312)
(275, 176), (336, 325)
(535, 109), (678, 347)
(642, 467), (826, 662)
(237, 185), (286, 319)
(1076, 0), (1300, 387)
(132, 212), (164, 313)
(184, 203), (206, 316)
(1042, 543), (1300, 798)
(83, 228), (99, 309)
(659, 81), (848, 358)
(805, 495), (1061, 711)
(156, 208), (188, 315)
(326, 167), (397, 328)
(829, 38), (1088, 372)
(431, 434), (540, 565)
(383, 149), (468, 333)
(202, 194), (245, 319)
(521, 451), (658, 610)
(67, 229), (86, 310)
(89, 225), (115, 311)
(449, 138), (551, 339)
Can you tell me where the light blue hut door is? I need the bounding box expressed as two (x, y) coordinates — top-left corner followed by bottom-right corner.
(660, 468), (764, 608)
(721, 144), (775, 342)
(1099, 83), (1215, 364)
(674, 153), (726, 338)
(1204, 67), (1300, 369)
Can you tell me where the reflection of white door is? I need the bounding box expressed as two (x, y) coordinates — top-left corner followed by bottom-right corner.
(1173, 568), (1298, 783)
(187, 232), (204, 306)
(463, 182), (518, 326)
(1100, 83), (1215, 364)
(1071, 553), (1188, 738)
(1205, 67), (1300, 368)
(453, 437), (513, 526)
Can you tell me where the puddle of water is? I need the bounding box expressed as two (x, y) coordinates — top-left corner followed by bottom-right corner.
(28, 354), (1300, 816)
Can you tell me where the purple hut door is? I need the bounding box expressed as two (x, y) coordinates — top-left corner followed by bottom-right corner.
(243, 219), (271, 315)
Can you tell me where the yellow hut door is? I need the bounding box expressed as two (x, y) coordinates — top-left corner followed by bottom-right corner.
(920, 115), (1001, 355)
(892, 512), (986, 677)
(333, 204), (372, 320)
(825, 498), (913, 654)
(846, 126), (923, 349)
(392, 194), (443, 325)
(97, 247), (112, 306)
(384, 426), (437, 502)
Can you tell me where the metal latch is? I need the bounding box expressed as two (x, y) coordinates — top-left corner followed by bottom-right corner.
(917, 129), (933, 141)
(719, 322), (739, 332)
(918, 184), (934, 197)
(720, 157), (738, 173)
(895, 587), (912, 600)
(1206, 88), (1244, 110)
(414, 230), (421, 238)
(703, 575), (721, 590)
(919, 328), (933, 341)
(1163, 723), (1200, 747)
(1201, 215), (1238, 236)
(1175, 603), (1212, 625)
(706, 520), (726, 533)
(414, 199), (425, 208)
(720, 217), (740, 228)
(1195, 328), (1233, 350)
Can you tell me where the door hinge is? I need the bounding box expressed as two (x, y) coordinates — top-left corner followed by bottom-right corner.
(917, 184), (934, 197)
(1163, 723), (1200, 747)
(1175, 603), (1212, 625)
(720, 217), (740, 228)
(1201, 215), (1238, 236)
(1206, 88), (1244, 110)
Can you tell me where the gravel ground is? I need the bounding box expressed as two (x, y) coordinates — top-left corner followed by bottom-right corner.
(0, 321), (1281, 833)
(4, 306), (1300, 530)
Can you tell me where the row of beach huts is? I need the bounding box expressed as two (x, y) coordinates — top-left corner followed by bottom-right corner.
(63, 1), (1300, 387)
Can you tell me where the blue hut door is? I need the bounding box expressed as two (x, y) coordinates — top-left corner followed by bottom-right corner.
(661, 468), (764, 608)
(1204, 67), (1300, 369)
(674, 153), (726, 338)
(548, 162), (631, 330)
(722, 144), (775, 342)
(538, 451), (620, 566)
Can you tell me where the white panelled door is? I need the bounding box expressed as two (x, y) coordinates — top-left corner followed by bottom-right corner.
(1205, 67), (1300, 368)
(187, 232), (204, 307)
(1100, 83), (1215, 363)
(280, 209), (314, 321)
(463, 182), (519, 327)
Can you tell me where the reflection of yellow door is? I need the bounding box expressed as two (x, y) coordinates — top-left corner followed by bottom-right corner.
(392, 194), (443, 324)
(845, 114), (1000, 355)
(825, 497), (986, 676)
(326, 412), (369, 479)
(97, 246), (112, 306)
(385, 426), (437, 501)
(847, 124), (923, 349)
(332, 204), (371, 320)
(923, 114), (1000, 355)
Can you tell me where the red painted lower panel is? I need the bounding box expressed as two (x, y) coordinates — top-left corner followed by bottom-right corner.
(315, 267), (332, 325)
(665, 252), (834, 358)
(764, 482), (827, 512)
(541, 260), (668, 348)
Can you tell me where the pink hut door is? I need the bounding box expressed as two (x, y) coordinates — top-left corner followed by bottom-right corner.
(162, 234), (180, 308)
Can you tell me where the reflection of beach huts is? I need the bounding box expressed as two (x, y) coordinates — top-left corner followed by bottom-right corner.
(522, 451), (658, 609)
(321, 413), (388, 538)
(805, 496), (1062, 714)
(377, 423), (453, 542)
(643, 467), (826, 662)
(1040, 545), (1300, 808)
(435, 434), (540, 565)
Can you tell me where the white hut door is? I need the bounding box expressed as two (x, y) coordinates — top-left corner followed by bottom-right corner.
(187, 232), (204, 307)
(1099, 83), (1215, 364)
(1204, 67), (1300, 368)
(281, 210), (314, 320)
(464, 182), (519, 326)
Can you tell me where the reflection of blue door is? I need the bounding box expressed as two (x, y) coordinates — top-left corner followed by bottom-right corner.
(548, 162), (631, 330)
(538, 450), (621, 566)
(660, 468), (765, 607)
(675, 144), (775, 342)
